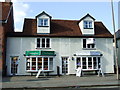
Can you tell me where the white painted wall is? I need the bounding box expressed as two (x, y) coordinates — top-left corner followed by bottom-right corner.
(79, 16), (95, 35)
(6, 37), (114, 75)
(37, 14), (50, 34)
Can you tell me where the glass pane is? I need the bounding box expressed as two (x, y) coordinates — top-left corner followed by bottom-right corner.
(42, 38), (45, 47)
(37, 38), (40, 48)
(39, 19), (43, 26)
(44, 19), (48, 26)
(26, 58), (30, 70)
(98, 57), (101, 69)
(11, 57), (18, 74)
(93, 57), (97, 69)
(89, 21), (92, 28)
(82, 57), (86, 69)
(49, 58), (53, 70)
(46, 38), (50, 48)
(88, 57), (92, 69)
(76, 57), (81, 68)
(83, 39), (86, 48)
(32, 57), (36, 70)
(44, 57), (48, 70)
(38, 57), (42, 70)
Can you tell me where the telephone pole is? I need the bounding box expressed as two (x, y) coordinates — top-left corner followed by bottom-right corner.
(111, 0), (119, 80)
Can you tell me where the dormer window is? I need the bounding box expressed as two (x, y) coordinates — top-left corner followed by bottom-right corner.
(83, 20), (92, 29)
(38, 18), (48, 27)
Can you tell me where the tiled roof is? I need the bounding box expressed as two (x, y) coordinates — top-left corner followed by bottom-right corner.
(7, 18), (113, 38)
(0, 2), (12, 21)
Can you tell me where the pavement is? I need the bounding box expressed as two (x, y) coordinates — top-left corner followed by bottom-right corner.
(1, 74), (120, 89)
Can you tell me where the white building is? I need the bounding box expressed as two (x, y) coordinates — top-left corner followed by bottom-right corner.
(6, 11), (114, 76)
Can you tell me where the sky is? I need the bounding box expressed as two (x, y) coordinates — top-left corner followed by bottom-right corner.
(0, 0), (119, 34)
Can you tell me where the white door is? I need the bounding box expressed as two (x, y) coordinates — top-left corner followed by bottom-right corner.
(11, 56), (19, 75)
(62, 57), (68, 75)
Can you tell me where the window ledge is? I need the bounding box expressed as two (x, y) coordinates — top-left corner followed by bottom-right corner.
(38, 26), (49, 27)
(36, 47), (51, 49)
(82, 48), (96, 50)
(84, 28), (93, 29)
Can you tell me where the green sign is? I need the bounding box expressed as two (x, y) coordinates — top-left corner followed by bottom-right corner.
(41, 51), (55, 56)
(25, 51), (41, 56)
(25, 51), (55, 56)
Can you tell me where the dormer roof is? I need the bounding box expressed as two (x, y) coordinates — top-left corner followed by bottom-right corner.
(78, 13), (95, 23)
(36, 11), (52, 18)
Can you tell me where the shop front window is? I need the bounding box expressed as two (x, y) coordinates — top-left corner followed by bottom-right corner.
(26, 57), (53, 71)
(76, 57), (101, 70)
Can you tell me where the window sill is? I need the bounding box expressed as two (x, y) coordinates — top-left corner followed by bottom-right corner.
(84, 28), (93, 29)
(38, 26), (49, 27)
(36, 47), (51, 49)
(82, 48), (96, 50)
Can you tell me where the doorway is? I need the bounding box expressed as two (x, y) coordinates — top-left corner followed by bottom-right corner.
(11, 56), (19, 75)
(62, 57), (68, 75)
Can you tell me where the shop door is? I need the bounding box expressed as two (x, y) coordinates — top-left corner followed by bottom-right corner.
(11, 56), (19, 75)
(62, 57), (68, 75)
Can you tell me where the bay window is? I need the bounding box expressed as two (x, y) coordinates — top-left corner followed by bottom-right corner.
(26, 57), (53, 71)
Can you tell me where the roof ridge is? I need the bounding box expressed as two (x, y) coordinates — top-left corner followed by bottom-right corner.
(52, 19), (79, 21)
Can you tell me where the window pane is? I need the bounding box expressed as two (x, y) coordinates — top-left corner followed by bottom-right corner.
(42, 38), (45, 47)
(38, 57), (42, 70)
(93, 57), (97, 69)
(89, 21), (92, 28)
(32, 57), (36, 70)
(39, 19), (43, 26)
(49, 58), (53, 70)
(46, 38), (50, 48)
(83, 39), (86, 48)
(82, 57), (87, 69)
(98, 57), (101, 68)
(44, 57), (48, 70)
(26, 58), (30, 70)
(88, 57), (92, 69)
(44, 19), (48, 26)
(76, 57), (81, 68)
(37, 38), (40, 48)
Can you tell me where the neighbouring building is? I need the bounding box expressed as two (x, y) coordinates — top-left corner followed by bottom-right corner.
(6, 11), (114, 76)
(0, 2), (14, 76)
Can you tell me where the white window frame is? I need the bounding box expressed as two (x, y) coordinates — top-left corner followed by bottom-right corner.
(82, 38), (96, 49)
(26, 56), (54, 72)
(75, 56), (101, 70)
(38, 18), (48, 26)
(83, 20), (93, 29)
(36, 38), (51, 49)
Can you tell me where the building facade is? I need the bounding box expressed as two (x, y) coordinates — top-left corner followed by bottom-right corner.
(0, 2), (14, 76)
(6, 11), (114, 76)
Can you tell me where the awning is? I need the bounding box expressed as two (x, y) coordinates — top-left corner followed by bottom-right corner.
(74, 51), (102, 56)
(25, 51), (56, 56)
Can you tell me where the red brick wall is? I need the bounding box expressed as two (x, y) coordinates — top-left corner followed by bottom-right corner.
(0, 3), (14, 76)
